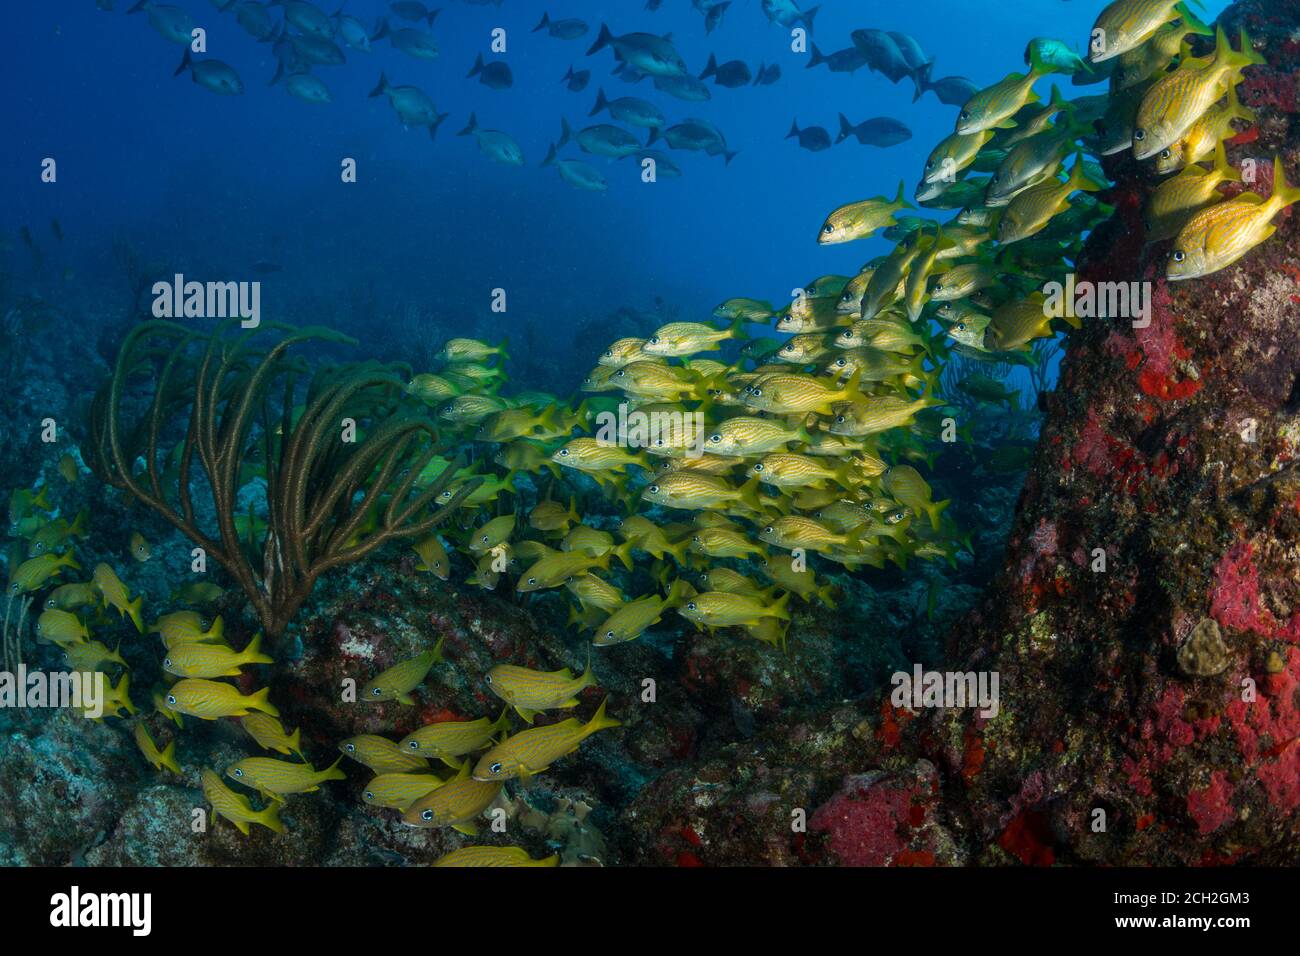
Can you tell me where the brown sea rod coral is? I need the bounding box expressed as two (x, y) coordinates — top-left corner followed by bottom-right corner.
(85, 319), (479, 637)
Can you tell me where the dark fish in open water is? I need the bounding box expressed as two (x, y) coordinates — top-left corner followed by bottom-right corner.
(762, 0), (818, 32)
(542, 144), (608, 192)
(369, 72), (448, 138)
(373, 17), (439, 59)
(562, 65), (591, 92)
(586, 24), (687, 78)
(468, 54), (513, 90)
(807, 44), (869, 74)
(533, 12), (588, 39)
(836, 114), (911, 147)
(850, 29), (911, 83)
(913, 65), (978, 105)
(389, 1), (438, 26)
(127, 1), (196, 45)
(332, 8), (373, 52)
(649, 118), (736, 164)
(787, 119), (831, 153)
(174, 50), (244, 95)
(653, 74), (711, 101)
(590, 89), (666, 132)
(269, 0), (334, 39)
(700, 54), (751, 88)
(459, 113), (525, 165)
(701, 0), (730, 34)
(752, 62), (781, 86)
(227, 1), (277, 42)
(559, 119), (643, 159)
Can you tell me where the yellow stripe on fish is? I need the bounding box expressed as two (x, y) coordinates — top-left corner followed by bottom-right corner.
(486, 655), (597, 723)
(472, 698), (621, 782)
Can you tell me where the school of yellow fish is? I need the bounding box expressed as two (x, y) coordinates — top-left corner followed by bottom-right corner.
(4, 0), (1294, 867)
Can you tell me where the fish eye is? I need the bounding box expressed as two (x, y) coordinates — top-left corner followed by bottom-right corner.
(407, 741), (420, 750)
(46, 599), (55, 609)
(605, 630), (615, 639)
(371, 687), (382, 696)
(481, 534), (489, 543)
(163, 658), (172, 667)
(763, 526), (774, 534)
(1134, 129), (1145, 141)
(686, 602), (697, 611)
(527, 577), (537, 585)
(489, 762), (503, 775)
(559, 448), (569, 456)
(835, 415), (846, 424)
(708, 433), (721, 443)
(167, 695), (177, 705)
(822, 222), (834, 234)
(959, 111), (969, 121)
(1160, 149), (1171, 159)
(649, 336), (660, 344)
(345, 743), (356, 752)
(754, 463), (764, 472)
(692, 535), (701, 543)
(1172, 250), (1186, 262)
(233, 768), (243, 777)
(649, 484), (660, 493)
(754, 388), (762, 396)
(364, 791), (375, 801)
(421, 809), (433, 821)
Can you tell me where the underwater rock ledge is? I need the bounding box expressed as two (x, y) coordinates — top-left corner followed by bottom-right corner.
(920, 0), (1300, 866)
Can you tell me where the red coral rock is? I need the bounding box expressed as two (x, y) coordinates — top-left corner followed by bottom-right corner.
(1186, 771), (1236, 834)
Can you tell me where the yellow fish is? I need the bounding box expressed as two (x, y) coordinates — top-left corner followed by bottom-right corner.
(401, 761), (503, 835)
(1168, 156), (1300, 280)
(166, 678), (278, 719)
(529, 497), (581, 532)
(818, 182), (911, 243)
(339, 734), (430, 773)
(129, 531), (151, 563)
(996, 159), (1106, 244)
(1089, 0), (1202, 63)
(226, 756), (347, 800)
(151, 611), (225, 649)
(413, 533), (451, 579)
(90, 671), (137, 719)
(241, 712), (304, 758)
(1145, 141), (1240, 241)
(64, 640), (126, 672)
(202, 769), (284, 836)
(1132, 27), (1263, 160)
(473, 699), (620, 782)
(883, 465), (951, 529)
(433, 846), (559, 867)
(59, 453), (79, 483)
(45, 581), (100, 611)
(641, 319), (747, 357)
(741, 369), (863, 415)
(713, 298), (776, 322)
(678, 590), (792, 629)
(92, 563), (143, 633)
(597, 337), (649, 367)
(956, 55), (1045, 134)
(362, 773), (445, 811)
(702, 417), (811, 456)
(361, 638), (444, 704)
(34, 608), (89, 647)
(486, 656), (596, 723)
(134, 721), (182, 774)
(9, 552), (79, 594)
(640, 472), (763, 513)
(437, 337), (509, 363)
(163, 633), (273, 678)
(399, 708), (511, 764)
